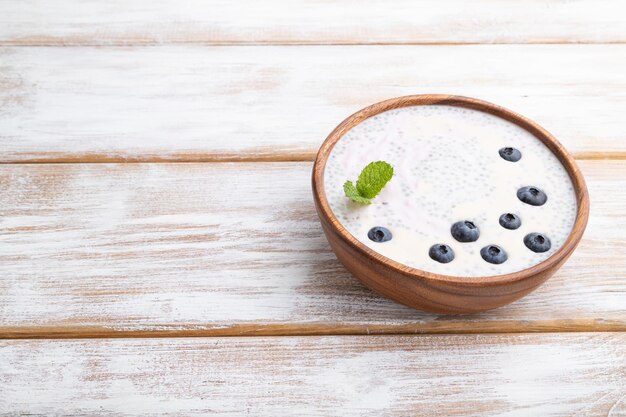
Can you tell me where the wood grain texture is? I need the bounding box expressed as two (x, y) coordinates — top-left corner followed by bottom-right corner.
(0, 161), (623, 337)
(1, 45), (626, 163)
(1, 334), (625, 416)
(1, 0), (626, 46)
(313, 94), (590, 314)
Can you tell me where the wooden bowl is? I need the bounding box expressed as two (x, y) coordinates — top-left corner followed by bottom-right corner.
(312, 94), (590, 314)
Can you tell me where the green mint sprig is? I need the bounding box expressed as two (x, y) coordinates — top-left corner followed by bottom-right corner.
(343, 161), (394, 205)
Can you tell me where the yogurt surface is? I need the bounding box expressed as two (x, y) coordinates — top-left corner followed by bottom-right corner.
(323, 105), (577, 277)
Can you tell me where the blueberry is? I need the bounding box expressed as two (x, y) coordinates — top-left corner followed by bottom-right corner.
(523, 233), (551, 253)
(367, 226), (392, 243)
(517, 186), (548, 206)
(451, 220), (480, 242)
(499, 213), (522, 230)
(480, 245), (508, 264)
(499, 147), (522, 162)
(429, 244), (455, 264)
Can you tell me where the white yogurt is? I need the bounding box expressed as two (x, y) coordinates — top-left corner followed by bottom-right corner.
(323, 105), (577, 277)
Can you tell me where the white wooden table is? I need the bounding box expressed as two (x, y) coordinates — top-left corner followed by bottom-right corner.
(1, 1), (625, 415)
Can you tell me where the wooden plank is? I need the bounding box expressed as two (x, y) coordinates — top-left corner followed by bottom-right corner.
(0, 161), (624, 337)
(1, 334), (625, 415)
(2, 0), (626, 46)
(1, 45), (626, 163)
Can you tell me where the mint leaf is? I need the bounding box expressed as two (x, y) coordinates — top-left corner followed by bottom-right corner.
(343, 161), (394, 205)
(343, 181), (372, 204)
(356, 161), (394, 199)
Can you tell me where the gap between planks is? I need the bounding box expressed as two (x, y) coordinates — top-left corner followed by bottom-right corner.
(1, 151), (625, 164)
(6, 41), (626, 47)
(2, 320), (625, 340)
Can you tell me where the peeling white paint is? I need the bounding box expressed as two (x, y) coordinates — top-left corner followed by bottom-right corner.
(1, 335), (624, 415)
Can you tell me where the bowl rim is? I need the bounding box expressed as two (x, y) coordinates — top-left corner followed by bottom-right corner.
(312, 94), (590, 287)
